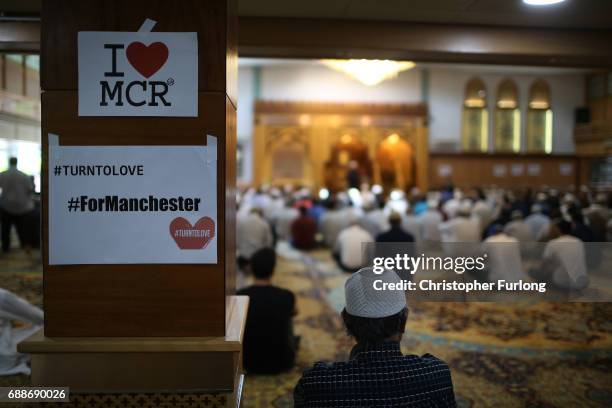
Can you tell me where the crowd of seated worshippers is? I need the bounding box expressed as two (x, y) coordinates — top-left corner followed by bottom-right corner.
(237, 183), (609, 282)
(237, 183), (609, 249)
(234, 183), (610, 401)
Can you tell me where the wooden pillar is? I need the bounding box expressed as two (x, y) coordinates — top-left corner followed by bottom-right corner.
(416, 120), (429, 192)
(39, 0), (237, 338)
(20, 0), (245, 404)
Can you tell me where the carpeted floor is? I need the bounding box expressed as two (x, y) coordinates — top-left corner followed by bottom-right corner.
(1, 247), (611, 407)
(241, 245), (612, 408)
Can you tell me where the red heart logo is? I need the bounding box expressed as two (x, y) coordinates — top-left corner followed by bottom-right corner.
(126, 41), (169, 78)
(170, 217), (215, 250)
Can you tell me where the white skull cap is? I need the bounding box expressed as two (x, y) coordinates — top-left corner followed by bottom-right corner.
(345, 267), (407, 318)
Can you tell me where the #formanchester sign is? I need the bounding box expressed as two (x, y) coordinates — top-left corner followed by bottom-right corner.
(48, 134), (217, 265)
(78, 19), (198, 117)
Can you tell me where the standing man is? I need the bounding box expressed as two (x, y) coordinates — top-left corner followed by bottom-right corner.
(0, 158), (34, 254)
(346, 160), (361, 190)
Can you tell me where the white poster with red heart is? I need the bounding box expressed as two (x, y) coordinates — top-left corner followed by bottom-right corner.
(48, 134), (217, 265)
(78, 19), (198, 117)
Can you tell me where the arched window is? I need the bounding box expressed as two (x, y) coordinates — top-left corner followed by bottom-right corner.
(461, 78), (488, 152)
(526, 80), (552, 153)
(494, 79), (520, 152)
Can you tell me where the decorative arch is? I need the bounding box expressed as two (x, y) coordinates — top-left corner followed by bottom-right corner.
(526, 79), (553, 153)
(324, 133), (372, 191)
(253, 101), (429, 192)
(376, 133), (414, 192)
(494, 79), (520, 152)
(461, 78), (488, 152)
(264, 127), (313, 186)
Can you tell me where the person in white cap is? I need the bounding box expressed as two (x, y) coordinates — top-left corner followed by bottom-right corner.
(419, 198), (443, 242)
(442, 189), (462, 219)
(472, 196), (493, 234)
(482, 224), (524, 283)
(319, 200), (348, 248)
(504, 210), (535, 242)
(531, 220), (588, 290)
(401, 203), (423, 246)
(439, 200), (480, 243)
(294, 267), (456, 407)
(524, 204), (550, 241)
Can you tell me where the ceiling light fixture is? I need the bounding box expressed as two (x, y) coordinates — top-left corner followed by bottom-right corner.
(321, 59), (415, 86)
(523, 0), (566, 6)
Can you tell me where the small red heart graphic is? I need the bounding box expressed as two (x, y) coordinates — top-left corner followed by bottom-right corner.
(170, 217), (215, 250)
(126, 41), (169, 78)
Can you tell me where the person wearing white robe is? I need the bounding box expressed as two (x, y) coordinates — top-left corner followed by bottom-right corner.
(540, 222), (588, 290)
(237, 208), (274, 260)
(524, 204), (550, 241)
(504, 210), (535, 242)
(320, 204), (349, 248)
(419, 199), (443, 242)
(482, 226), (524, 283)
(0, 289), (43, 376)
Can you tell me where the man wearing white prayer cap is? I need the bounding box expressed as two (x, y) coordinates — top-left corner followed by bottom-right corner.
(439, 199), (480, 243)
(294, 267), (456, 407)
(419, 197), (443, 242)
(525, 204), (551, 240)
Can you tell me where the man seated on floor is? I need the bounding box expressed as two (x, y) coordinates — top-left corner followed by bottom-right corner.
(504, 210), (535, 242)
(236, 207), (274, 271)
(530, 220), (588, 291)
(376, 211), (414, 243)
(294, 267), (456, 407)
(237, 248), (298, 374)
(291, 206), (317, 250)
(333, 215), (374, 273)
(481, 224), (523, 283)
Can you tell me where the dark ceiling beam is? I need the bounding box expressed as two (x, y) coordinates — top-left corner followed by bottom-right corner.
(239, 17), (612, 68)
(2, 18), (612, 68)
(0, 21), (39, 52)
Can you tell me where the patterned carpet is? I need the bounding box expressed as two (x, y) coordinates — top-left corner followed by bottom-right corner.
(1, 247), (611, 407)
(241, 246), (612, 408)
